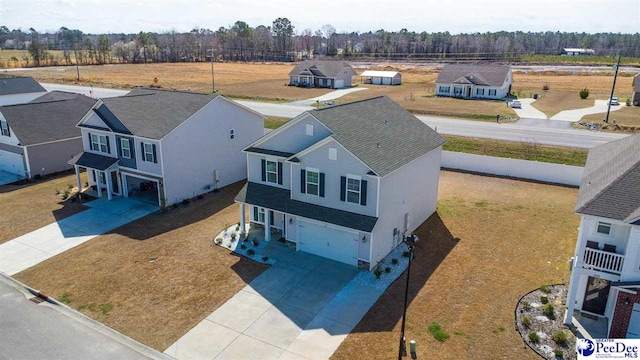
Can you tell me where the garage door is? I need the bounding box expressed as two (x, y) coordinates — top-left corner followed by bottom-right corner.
(627, 303), (640, 338)
(297, 221), (358, 266)
(334, 79), (344, 88)
(0, 150), (26, 177)
(382, 77), (392, 85)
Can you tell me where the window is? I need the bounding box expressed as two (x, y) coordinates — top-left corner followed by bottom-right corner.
(90, 133), (109, 153)
(143, 143), (155, 162)
(229, 129), (235, 139)
(120, 138), (131, 159)
(476, 88), (485, 95)
(266, 160), (278, 184)
(438, 86), (450, 94)
(489, 89), (497, 96)
(329, 148), (337, 160)
(453, 87), (463, 95)
(346, 176), (361, 204)
(306, 124), (314, 136)
(0, 119), (9, 136)
(306, 169), (319, 196)
(597, 222), (612, 235)
(257, 207), (265, 223)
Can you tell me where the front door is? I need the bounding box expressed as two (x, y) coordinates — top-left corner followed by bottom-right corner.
(111, 171), (120, 194)
(582, 276), (610, 315)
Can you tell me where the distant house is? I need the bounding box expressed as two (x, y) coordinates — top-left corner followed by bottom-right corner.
(360, 70), (402, 85)
(632, 74), (640, 106)
(435, 64), (513, 99)
(288, 60), (357, 89)
(562, 48), (595, 56)
(70, 88), (264, 207)
(0, 91), (95, 179)
(565, 134), (640, 338)
(0, 76), (47, 106)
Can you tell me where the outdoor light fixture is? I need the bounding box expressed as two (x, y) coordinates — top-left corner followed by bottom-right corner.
(289, 218), (293, 224)
(625, 297), (631, 305)
(362, 236), (367, 243)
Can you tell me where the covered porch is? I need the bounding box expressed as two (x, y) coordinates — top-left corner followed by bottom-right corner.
(69, 152), (121, 201)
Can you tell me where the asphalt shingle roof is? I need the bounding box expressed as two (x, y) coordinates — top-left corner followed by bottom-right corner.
(69, 152), (119, 171)
(289, 60), (356, 78)
(235, 182), (378, 232)
(100, 88), (217, 139)
(575, 134), (640, 223)
(435, 64), (511, 87)
(0, 92), (96, 146)
(0, 76), (46, 96)
(308, 96), (445, 176)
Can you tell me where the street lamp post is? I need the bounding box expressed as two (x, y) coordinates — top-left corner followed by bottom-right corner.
(398, 234), (418, 360)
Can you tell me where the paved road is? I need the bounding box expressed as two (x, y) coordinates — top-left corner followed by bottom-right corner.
(0, 276), (160, 360)
(42, 83), (128, 98)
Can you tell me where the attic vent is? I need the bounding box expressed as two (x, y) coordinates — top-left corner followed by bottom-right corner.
(376, 143), (380, 148)
(384, 120), (388, 125)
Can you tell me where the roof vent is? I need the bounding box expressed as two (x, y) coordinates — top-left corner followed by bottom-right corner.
(384, 120), (388, 125)
(376, 142), (380, 148)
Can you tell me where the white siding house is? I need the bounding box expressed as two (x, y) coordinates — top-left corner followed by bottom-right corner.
(289, 60), (357, 89)
(0, 76), (47, 106)
(435, 64), (512, 100)
(235, 96), (445, 270)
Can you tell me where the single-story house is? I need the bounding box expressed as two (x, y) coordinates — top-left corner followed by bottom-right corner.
(0, 76), (47, 106)
(435, 64), (513, 100)
(562, 48), (595, 56)
(360, 70), (402, 85)
(288, 60), (357, 89)
(70, 88), (264, 207)
(0, 91), (96, 179)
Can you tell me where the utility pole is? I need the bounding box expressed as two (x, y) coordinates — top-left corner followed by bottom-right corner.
(209, 49), (215, 93)
(604, 51), (621, 123)
(73, 43), (80, 81)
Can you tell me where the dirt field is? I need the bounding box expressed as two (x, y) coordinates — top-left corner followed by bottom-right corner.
(14, 181), (268, 351)
(0, 171), (87, 244)
(333, 171), (579, 360)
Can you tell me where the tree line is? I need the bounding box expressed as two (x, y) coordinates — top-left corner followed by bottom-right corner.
(0, 21), (638, 67)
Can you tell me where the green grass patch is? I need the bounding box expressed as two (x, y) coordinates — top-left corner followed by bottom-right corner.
(99, 303), (114, 316)
(265, 116), (291, 129)
(443, 135), (588, 166)
(225, 94), (292, 103)
(428, 322), (450, 342)
(58, 292), (72, 304)
(520, 54), (640, 66)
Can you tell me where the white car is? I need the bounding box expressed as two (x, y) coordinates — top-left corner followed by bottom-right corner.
(608, 97), (620, 106)
(509, 100), (522, 109)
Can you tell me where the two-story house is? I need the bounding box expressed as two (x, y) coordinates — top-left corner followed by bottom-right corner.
(235, 96), (445, 269)
(565, 134), (640, 338)
(69, 88), (264, 207)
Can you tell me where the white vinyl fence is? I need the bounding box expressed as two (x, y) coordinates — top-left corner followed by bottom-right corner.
(441, 151), (584, 186)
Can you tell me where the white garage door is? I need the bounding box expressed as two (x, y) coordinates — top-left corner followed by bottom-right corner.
(0, 150), (26, 176)
(382, 77), (392, 85)
(627, 303), (640, 338)
(298, 221), (358, 266)
(334, 79), (344, 88)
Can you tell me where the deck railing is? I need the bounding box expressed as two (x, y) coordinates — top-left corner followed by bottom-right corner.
(583, 247), (625, 274)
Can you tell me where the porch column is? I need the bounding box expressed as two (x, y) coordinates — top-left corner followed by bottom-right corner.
(239, 203), (246, 232)
(116, 172), (123, 196)
(96, 171), (103, 198)
(564, 221), (588, 324)
(265, 210), (271, 242)
(74, 166), (82, 193)
(106, 171), (113, 200)
(122, 174), (128, 198)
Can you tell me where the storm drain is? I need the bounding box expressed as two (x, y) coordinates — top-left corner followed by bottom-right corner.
(29, 296), (46, 304)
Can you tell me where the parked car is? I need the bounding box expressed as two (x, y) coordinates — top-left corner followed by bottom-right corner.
(509, 100), (522, 108)
(608, 97), (620, 105)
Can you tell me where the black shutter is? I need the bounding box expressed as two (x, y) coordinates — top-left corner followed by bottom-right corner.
(253, 206), (258, 221)
(152, 144), (157, 163)
(261, 159), (266, 182)
(105, 136), (111, 154)
(277, 162), (283, 185)
(140, 142), (145, 161)
(300, 169), (306, 193)
(269, 210), (274, 225)
(116, 138), (121, 157)
(319, 173), (325, 197)
(88, 133), (93, 151)
(340, 176), (346, 201)
(360, 180), (367, 206)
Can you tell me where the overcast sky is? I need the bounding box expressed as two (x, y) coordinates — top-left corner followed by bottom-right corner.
(2, 0), (639, 34)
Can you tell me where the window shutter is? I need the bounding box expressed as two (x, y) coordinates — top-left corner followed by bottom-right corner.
(140, 142), (145, 161)
(319, 173), (325, 198)
(253, 206), (258, 221)
(88, 133), (93, 151)
(105, 136), (111, 154)
(261, 159), (266, 182)
(152, 144), (157, 163)
(300, 169), (306, 193)
(277, 162), (283, 185)
(116, 138), (121, 157)
(340, 176), (346, 201)
(269, 210), (274, 225)
(360, 180), (367, 206)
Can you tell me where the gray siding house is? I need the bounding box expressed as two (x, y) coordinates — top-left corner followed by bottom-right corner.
(70, 88), (264, 207)
(0, 76), (47, 106)
(435, 64), (513, 99)
(0, 91), (95, 179)
(236, 96), (445, 269)
(288, 60), (357, 89)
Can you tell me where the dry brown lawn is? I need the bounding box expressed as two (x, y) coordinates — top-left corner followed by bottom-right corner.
(582, 105), (640, 129)
(332, 171), (579, 360)
(0, 171), (87, 244)
(14, 181), (268, 351)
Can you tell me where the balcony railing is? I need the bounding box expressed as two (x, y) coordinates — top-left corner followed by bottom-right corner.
(583, 247), (625, 274)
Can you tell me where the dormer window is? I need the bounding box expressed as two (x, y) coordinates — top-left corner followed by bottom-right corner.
(597, 222), (612, 235)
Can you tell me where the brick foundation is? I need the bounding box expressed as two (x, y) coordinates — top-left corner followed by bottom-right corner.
(609, 291), (640, 338)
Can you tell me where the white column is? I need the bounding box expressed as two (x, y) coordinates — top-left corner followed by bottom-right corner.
(96, 171), (103, 198)
(106, 171), (113, 200)
(564, 220), (588, 324)
(239, 203), (246, 232)
(74, 166), (82, 193)
(116, 172), (123, 196)
(122, 174), (128, 198)
(265, 210), (271, 242)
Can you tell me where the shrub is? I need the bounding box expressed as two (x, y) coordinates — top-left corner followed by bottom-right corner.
(373, 266), (383, 279)
(554, 349), (564, 358)
(391, 258), (399, 265)
(402, 251), (410, 258)
(543, 303), (555, 319)
(540, 295), (549, 304)
(540, 285), (551, 293)
(62, 190), (70, 200)
(240, 244), (247, 249)
(552, 331), (567, 345)
(182, 198), (190, 206)
(214, 237), (223, 245)
(197, 194), (204, 200)
(247, 249), (255, 256)
(171, 203), (179, 209)
(522, 301), (531, 311)
(385, 267), (391, 273)
(55, 189), (60, 195)
(84, 181), (88, 188)
(428, 322), (450, 342)
(67, 183), (73, 190)
(522, 315), (531, 328)
(542, 84), (549, 91)
(252, 239), (259, 246)
(528, 332), (540, 343)
(579, 88), (590, 99)
(262, 256), (269, 262)
(230, 232), (237, 240)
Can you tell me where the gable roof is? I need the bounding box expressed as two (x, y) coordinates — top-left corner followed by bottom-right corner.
(435, 64), (511, 87)
(289, 60), (356, 78)
(633, 74), (640, 90)
(99, 88), (217, 139)
(307, 96), (445, 177)
(0, 76), (46, 96)
(575, 134), (640, 223)
(0, 92), (96, 146)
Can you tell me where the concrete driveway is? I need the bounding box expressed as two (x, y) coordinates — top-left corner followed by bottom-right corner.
(0, 197), (157, 275)
(165, 242), (391, 360)
(551, 100), (625, 121)
(0, 170), (23, 186)
(290, 88), (369, 106)
(510, 98), (548, 119)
